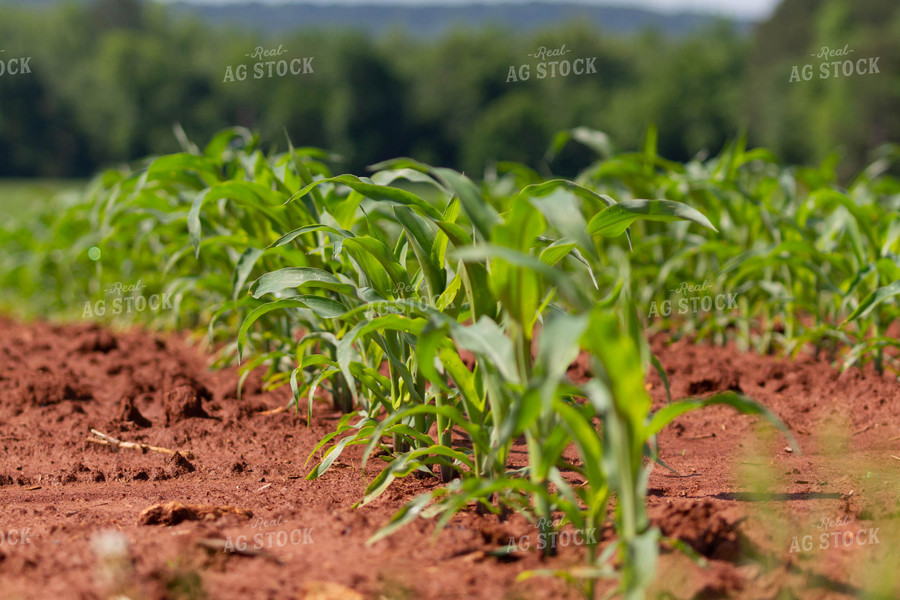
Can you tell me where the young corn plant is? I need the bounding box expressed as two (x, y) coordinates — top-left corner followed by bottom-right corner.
(270, 163), (790, 598)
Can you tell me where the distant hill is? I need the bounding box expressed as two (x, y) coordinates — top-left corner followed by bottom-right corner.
(167, 2), (748, 36)
(0, 0), (751, 37)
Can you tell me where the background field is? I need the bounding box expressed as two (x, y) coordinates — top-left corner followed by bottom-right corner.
(0, 180), (81, 219)
(0, 0), (897, 181)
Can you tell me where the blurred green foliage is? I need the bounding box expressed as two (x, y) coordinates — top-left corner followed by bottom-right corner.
(0, 179), (79, 220)
(0, 0), (897, 179)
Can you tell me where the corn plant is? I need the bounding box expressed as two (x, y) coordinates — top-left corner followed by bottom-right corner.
(11, 127), (883, 598)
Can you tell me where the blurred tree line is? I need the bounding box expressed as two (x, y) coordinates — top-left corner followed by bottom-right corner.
(0, 0), (897, 180)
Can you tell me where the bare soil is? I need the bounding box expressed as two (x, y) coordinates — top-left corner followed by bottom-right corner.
(0, 317), (897, 599)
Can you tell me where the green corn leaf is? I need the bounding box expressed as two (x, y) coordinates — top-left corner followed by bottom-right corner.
(416, 319), (454, 393)
(188, 181), (284, 257)
(547, 127), (613, 161)
(430, 198), (459, 270)
(843, 280), (900, 323)
(232, 247), (264, 301)
(645, 391), (798, 452)
(554, 399), (605, 488)
(361, 445), (474, 506)
(392, 206), (444, 298)
(366, 493), (433, 546)
(841, 337), (900, 372)
(288, 174), (442, 220)
(452, 317), (520, 385)
(588, 199), (717, 238)
(360, 403), (483, 471)
(330, 190), (364, 230)
(370, 167), (446, 194)
(649, 353), (672, 405)
(431, 167), (498, 241)
(524, 183), (602, 259)
(342, 237), (403, 298)
(434, 220), (473, 247)
(451, 244), (589, 313)
(438, 346), (485, 422)
(539, 241), (577, 268)
(880, 215), (900, 256)
(521, 178), (616, 209)
(337, 315), (427, 406)
(535, 312), (589, 410)
(285, 135), (324, 221)
(148, 152), (220, 182)
(621, 528), (661, 600)
(303, 413), (360, 468)
(237, 297), (345, 361)
(250, 267), (357, 298)
(306, 427), (376, 480)
(203, 126), (253, 160)
(350, 236), (411, 287)
(267, 224), (351, 248)
(435, 222), (495, 320)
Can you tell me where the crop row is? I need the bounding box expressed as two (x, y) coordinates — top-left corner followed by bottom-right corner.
(3, 126), (897, 596)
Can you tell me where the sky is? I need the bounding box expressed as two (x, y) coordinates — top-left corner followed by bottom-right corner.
(162, 0), (782, 21)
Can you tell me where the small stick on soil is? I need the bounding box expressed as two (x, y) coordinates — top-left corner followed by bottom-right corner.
(86, 429), (194, 459)
(686, 434), (716, 440)
(258, 406), (288, 416)
(891, 455), (900, 461)
(853, 424), (874, 436)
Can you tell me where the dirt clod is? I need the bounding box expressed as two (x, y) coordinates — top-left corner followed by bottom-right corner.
(17, 368), (93, 406)
(75, 328), (118, 354)
(119, 396), (152, 428)
(303, 581), (366, 600)
(137, 501), (252, 526)
(167, 451), (196, 476)
(164, 383), (211, 424)
(653, 499), (742, 561)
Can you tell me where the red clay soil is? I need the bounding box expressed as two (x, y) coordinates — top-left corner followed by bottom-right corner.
(0, 317), (898, 600)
